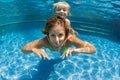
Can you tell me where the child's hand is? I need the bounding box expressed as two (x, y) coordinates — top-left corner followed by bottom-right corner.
(61, 48), (74, 59)
(32, 48), (50, 60)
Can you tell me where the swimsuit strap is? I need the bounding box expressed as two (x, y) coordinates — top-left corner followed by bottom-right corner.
(63, 46), (68, 53)
(48, 45), (52, 51)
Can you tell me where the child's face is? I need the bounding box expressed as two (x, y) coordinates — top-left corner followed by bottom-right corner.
(55, 7), (69, 18)
(48, 24), (66, 48)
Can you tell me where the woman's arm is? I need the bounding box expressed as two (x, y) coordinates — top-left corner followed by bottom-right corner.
(62, 36), (96, 59)
(21, 38), (46, 53)
(72, 41), (96, 53)
(69, 36), (96, 53)
(21, 37), (49, 59)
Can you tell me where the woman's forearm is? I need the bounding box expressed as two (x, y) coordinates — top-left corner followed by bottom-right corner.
(73, 47), (96, 54)
(21, 46), (33, 53)
(21, 39), (42, 53)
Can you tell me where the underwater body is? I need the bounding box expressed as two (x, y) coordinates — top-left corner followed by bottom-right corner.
(0, 0), (120, 80)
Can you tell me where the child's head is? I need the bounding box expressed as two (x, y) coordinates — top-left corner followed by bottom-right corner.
(53, 2), (71, 18)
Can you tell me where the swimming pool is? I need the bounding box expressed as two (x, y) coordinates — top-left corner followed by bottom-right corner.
(0, 0), (120, 80)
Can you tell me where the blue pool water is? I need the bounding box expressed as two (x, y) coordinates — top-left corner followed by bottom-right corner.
(0, 22), (120, 80)
(0, 0), (120, 80)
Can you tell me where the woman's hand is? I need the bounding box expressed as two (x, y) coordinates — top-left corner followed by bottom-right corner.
(61, 48), (74, 59)
(32, 48), (50, 60)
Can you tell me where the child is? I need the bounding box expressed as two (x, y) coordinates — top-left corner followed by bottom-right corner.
(53, 1), (77, 35)
(22, 17), (96, 60)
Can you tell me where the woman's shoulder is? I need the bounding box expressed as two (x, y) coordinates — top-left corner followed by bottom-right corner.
(67, 35), (79, 42)
(66, 35), (76, 44)
(37, 37), (49, 47)
(67, 35), (85, 46)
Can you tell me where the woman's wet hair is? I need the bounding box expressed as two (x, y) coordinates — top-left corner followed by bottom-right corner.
(42, 16), (70, 38)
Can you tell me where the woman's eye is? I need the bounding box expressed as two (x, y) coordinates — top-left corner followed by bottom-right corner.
(51, 34), (55, 37)
(52, 35), (55, 37)
(59, 34), (63, 37)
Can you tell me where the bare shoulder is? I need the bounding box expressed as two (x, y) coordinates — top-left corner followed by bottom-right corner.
(65, 19), (71, 29)
(68, 35), (83, 42)
(37, 37), (48, 47)
(24, 37), (48, 48)
(67, 35), (96, 50)
(67, 35), (86, 47)
(65, 18), (70, 24)
(65, 18), (70, 22)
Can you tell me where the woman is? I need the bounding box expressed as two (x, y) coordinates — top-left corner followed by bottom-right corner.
(21, 17), (96, 60)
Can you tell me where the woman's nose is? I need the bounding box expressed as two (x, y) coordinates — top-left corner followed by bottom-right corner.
(55, 37), (60, 45)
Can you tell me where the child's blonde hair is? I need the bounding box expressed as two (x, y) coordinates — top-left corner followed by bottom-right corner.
(53, 2), (71, 16)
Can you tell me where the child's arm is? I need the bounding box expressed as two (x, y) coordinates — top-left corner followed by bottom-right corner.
(65, 18), (71, 26)
(65, 18), (78, 35)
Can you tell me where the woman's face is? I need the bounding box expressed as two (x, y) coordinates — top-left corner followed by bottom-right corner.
(48, 24), (66, 48)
